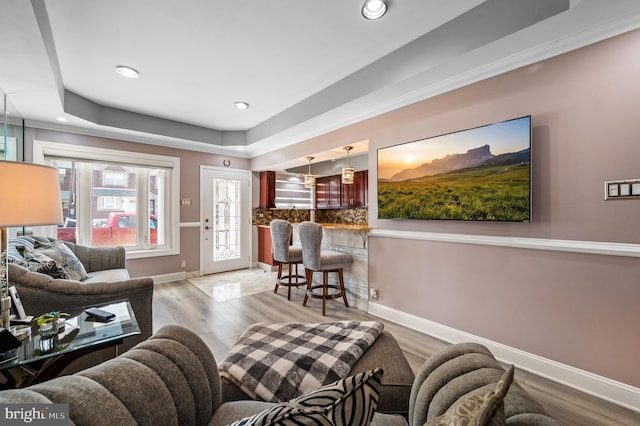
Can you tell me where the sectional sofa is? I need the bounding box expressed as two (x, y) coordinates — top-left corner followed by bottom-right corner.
(0, 325), (558, 425)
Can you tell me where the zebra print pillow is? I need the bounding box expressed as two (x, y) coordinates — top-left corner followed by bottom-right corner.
(229, 368), (383, 426)
(25, 259), (71, 279)
(19, 252), (71, 280)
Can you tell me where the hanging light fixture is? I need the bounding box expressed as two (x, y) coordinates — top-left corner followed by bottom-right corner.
(304, 156), (316, 188)
(341, 146), (354, 185)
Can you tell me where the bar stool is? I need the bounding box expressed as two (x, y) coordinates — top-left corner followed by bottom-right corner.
(298, 221), (352, 316)
(270, 219), (307, 300)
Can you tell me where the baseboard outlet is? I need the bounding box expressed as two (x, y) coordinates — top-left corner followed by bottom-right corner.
(150, 271), (186, 284)
(368, 302), (640, 413)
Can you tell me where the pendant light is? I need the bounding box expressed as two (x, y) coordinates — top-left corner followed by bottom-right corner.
(304, 156), (316, 188)
(341, 146), (354, 185)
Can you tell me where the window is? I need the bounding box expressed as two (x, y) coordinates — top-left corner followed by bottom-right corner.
(34, 141), (180, 259)
(98, 196), (120, 211)
(103, 170), (127, 186)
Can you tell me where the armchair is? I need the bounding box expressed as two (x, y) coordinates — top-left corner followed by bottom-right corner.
(7, 236), (153, 373)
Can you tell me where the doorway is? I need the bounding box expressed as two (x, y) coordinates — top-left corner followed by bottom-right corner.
(200, 166), (251, 275)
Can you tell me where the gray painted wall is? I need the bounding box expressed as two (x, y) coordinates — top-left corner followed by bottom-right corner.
(365, 30), (640, 387)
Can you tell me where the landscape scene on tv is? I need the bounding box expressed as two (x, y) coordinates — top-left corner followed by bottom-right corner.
(377, 116), (531, 222)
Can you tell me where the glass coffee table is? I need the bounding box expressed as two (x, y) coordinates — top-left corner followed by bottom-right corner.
(0, 299), (140, 388)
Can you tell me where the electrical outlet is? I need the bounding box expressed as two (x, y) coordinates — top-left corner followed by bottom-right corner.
(180, 260), (187, 268)
(370, 288), (379, 301)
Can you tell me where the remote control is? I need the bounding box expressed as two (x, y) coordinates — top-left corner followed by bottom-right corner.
(84, 307), (116, 322)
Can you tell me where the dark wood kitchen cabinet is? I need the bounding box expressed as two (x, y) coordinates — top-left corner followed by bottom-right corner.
(342, 170), (368, 207)
(315, 175), (342, 208)
(259, 171), (276, 209)
(257, 226), (274, 265)
(316, 171), (368, 209)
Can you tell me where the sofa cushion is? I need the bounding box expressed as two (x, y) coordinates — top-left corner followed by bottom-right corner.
(84, 268), (130, 283)
(228, 368), (383, 426)
(350, 330), (415, 415)
(33, 239), (89, 281)
(424, 365), (514, 426)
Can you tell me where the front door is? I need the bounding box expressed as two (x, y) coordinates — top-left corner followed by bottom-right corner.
(201, 167), (251, 274)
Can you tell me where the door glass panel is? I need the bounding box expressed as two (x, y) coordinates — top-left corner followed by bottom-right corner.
(213, 178), (240, 261)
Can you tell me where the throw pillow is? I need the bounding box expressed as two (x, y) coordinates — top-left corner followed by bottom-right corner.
(17, 248), (71, 280)
(25, 258), (71, 280)
(228, 368), (383, 426)
(424, 365), (514, 426)
(33, 240), (89, 281)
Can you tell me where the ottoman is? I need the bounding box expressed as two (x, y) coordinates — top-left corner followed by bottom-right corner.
(220, 330), (415, 417)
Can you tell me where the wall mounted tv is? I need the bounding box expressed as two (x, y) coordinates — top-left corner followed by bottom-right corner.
(377, 115), (531, 222)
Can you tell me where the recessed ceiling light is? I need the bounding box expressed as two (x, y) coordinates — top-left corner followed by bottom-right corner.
(115, 65), (140, 78)
(56, 117), (68, 122)
(234, 101), (249, 110)
(362, 0), (388, 20)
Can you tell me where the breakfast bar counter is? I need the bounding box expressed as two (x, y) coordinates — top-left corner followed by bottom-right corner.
(290, 222), (370, 310)
(253, 207), (370, 310)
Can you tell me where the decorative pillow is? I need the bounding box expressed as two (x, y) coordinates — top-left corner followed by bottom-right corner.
(228, 368), (383, 426)
(424, 365), (514, 426)
(7, 237), (38, 264)
(16, 248), (71, 280)
(33, 240), (89, 281)
(24, 258), (71, 280)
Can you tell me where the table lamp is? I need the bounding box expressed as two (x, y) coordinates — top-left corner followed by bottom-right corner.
(0, 160), (63, 328)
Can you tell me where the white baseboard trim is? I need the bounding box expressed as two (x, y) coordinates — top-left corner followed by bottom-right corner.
(150, 271), (186, 284)
(368, 229), (640, 258)
(368, 302), (640, 413)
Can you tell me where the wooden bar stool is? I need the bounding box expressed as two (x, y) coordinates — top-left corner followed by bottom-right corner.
(270, 219), (307, 300)
(298, 221), (352, 316)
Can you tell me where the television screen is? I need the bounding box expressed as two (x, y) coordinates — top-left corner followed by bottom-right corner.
(377, 116), (531, 222)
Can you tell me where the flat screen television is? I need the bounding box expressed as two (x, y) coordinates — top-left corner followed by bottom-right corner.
(377, 115), (531, 222)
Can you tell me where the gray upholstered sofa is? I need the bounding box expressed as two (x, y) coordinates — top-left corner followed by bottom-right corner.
(0, 326), (558, 426)
(409, 342), (559, 425)
(6, 236), (154, 372)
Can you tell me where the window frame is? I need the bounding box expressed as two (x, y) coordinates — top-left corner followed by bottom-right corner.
(33, 140), (181, 259)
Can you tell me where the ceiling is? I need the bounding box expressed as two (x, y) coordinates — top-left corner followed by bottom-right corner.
(2, 0), (640, 167)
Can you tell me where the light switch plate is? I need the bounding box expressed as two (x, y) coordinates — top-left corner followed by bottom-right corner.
(605, 179), (640, 200)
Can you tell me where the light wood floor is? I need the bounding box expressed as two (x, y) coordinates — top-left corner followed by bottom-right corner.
(153, 270), (640, 426)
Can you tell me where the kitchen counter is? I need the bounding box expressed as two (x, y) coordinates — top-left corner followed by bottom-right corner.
(316, 223), (370, 231)
(257, 222), (369, 231)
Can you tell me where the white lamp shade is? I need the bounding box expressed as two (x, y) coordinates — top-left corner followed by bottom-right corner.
(0, 161), (63, 227)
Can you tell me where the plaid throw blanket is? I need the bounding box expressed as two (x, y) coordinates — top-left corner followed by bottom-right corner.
(218, 321), (384, 402)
